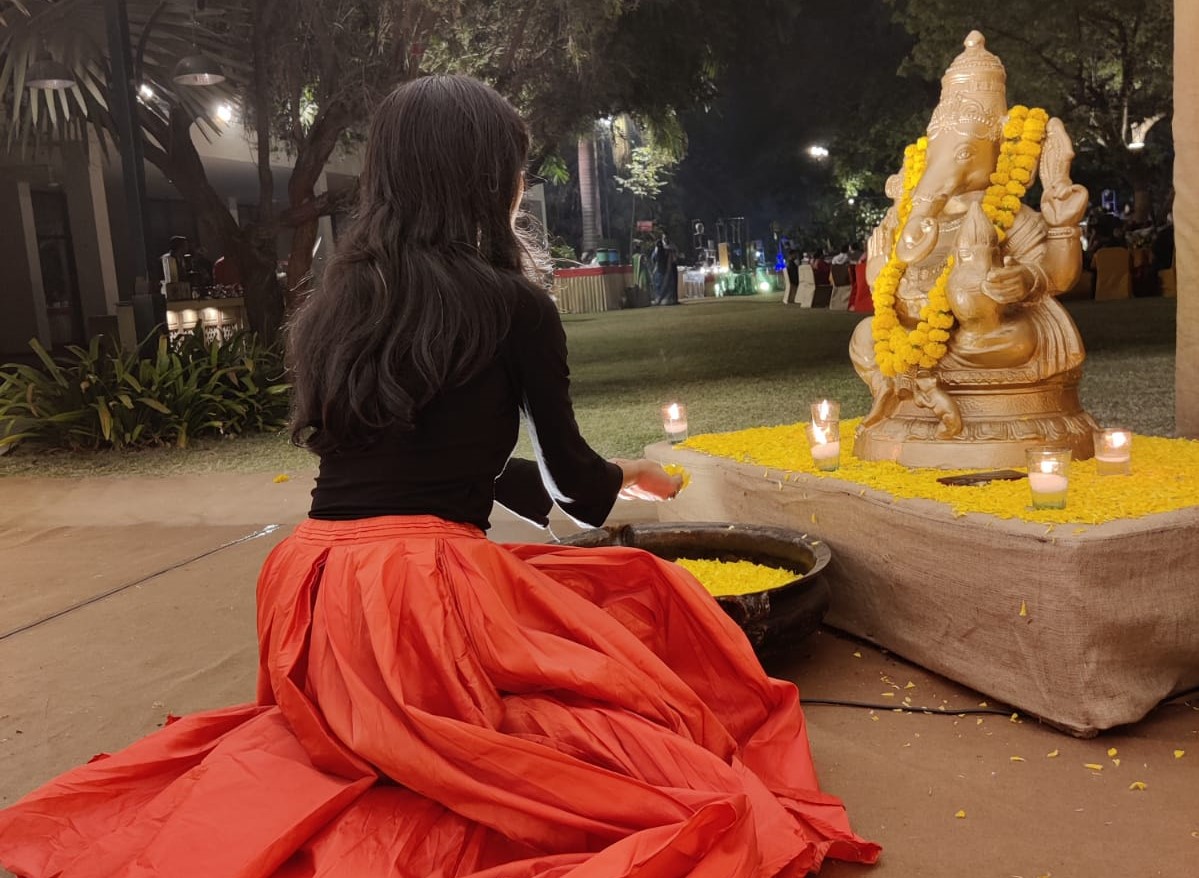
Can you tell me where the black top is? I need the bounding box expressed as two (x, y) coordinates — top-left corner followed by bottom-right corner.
(309, 286), (624, 531)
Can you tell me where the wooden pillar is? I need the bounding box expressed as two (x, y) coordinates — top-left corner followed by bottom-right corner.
(1176, 0), (1199, 437)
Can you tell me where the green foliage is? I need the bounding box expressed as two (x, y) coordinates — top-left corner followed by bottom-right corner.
(0, 330), (290, 452)
(538, 153), (571, 186)
(614, 144), (678, 200)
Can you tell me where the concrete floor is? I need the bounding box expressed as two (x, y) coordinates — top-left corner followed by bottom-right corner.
(0, 473), (1195, 877)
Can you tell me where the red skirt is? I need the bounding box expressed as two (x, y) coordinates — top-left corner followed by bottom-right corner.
(0, 516), (879, 877)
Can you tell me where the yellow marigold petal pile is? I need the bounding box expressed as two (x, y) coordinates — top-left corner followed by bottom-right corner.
(663, 463), (692, 490)
(673, 557), (800, 597)
(680, 419), (1199, 526)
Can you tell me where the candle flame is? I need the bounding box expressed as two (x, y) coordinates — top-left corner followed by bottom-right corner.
(1110, 431), (1129, 448)
(667, 403), (680, 420)
(1038, 460), (1055, 475)
(812, 422), (829, 444)
(818, 400), (831, 420)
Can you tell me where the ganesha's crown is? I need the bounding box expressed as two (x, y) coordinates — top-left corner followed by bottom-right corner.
(927, 31), (1007, 141)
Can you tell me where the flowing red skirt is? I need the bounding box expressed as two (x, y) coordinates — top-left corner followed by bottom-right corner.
(0, 516), (879, 877)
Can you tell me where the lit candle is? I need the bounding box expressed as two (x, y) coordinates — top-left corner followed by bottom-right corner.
(1025, 448), (1071, 509)
(662, 402), (689, 443)
(807, 420), (841, 472)
(1094, 428), (1132, 476)
(811, 399), (841, 424)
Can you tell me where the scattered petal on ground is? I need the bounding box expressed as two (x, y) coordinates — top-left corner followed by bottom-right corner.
(1085, 763), (1104, 771)
(1175, 749), (1186, 759)
(1010, 756), (1025, 762)
(1046, 750), (1060, 758)
(273, 473), (290, 483)
(853, 651), (862, 658)
(1019, 600), (1028, 617)
(905, 681), (917, 689)
(1129, 781), (1147, 791)
(1107, 748), (1118, 757)
(955, 810), (966, 819)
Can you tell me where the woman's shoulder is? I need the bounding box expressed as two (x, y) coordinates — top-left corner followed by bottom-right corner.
(507, 280), (560, 331)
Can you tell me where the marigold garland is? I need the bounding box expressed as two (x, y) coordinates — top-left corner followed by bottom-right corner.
(871, 106), (1050, 378)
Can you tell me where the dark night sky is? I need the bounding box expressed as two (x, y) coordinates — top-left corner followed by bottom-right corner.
(669, 0), (934, 247)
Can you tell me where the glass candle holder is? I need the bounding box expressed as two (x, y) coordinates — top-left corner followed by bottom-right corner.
(807, 420), (841, 472)
(1094, 427), (1132, 476)
(1026, 447), (1071, 509)
(811, 399), (841, 424)
(662, 402), (688, 444)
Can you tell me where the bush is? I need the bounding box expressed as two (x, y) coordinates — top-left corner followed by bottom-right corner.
(0, 329), (291, 451)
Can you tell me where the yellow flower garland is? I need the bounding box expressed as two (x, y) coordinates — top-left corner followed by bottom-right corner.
(870, 106), (1050, 378)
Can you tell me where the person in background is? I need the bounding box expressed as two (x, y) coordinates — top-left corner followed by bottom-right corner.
(159, 236), (191, 301)
(654, 245), (680, 305)
(810, 248), (831, 286)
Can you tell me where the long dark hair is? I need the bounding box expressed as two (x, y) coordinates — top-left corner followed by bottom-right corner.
(288, 75), (543, 454)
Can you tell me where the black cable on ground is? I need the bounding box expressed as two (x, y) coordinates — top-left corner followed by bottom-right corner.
(0, 525), (281, 643)
(801, 699), (1016, 716)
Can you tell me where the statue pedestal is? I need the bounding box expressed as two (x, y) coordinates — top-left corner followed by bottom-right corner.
(856, 370), (1097, 469)
(645, 441), (1199, 737)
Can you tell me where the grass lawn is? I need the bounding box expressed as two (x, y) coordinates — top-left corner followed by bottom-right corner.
(1, 295), (1177, 478)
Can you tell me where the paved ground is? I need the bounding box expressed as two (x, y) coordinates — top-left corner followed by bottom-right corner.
(1, 473), (1195, 877)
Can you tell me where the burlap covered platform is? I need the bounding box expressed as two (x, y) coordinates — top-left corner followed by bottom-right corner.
(645, 442), (1199, 737)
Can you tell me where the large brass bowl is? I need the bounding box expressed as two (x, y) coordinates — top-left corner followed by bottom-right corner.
(558, 522), (831, 654)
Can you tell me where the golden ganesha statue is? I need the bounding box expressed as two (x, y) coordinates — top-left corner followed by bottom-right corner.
(850, 31), (1096, 468)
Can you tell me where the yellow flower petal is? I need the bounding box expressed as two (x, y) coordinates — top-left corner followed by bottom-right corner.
(1129, 781), (1147, 791)
(1084, 763), (1104, 771)
(954, 810), (966, 819)
(273, 473), (290, 484)
(1107, 748), (1118, 757)
(1112, 758), (1121, 767)
(881, 692), (895, 698)
(871, 714), (880, 721)
(1046, 749), (1060, 758)
(1019, 600), (1028, 617)
(1010, 713), (1020, 723)
(1175, 749), (1186, 759)
(905, 681), (916, 689)
(978, 702), (988, 708)
(1010, 755), (1025, 762)
(976, 718), (984, 726)
(853, 651), (862, 658)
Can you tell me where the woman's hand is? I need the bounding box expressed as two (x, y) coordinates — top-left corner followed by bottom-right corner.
(612, 459), (684, 501)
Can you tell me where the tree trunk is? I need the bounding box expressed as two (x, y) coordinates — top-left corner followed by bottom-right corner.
(578, 132), (600, 254)
(154, 107), (285, 342)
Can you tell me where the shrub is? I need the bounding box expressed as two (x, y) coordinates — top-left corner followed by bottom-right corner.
(0, 329), (291, 451)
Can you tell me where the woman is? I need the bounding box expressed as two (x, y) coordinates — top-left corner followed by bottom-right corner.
(0, 76), (878, 877)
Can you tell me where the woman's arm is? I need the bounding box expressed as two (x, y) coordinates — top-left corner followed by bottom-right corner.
(509, 291), (679, 526)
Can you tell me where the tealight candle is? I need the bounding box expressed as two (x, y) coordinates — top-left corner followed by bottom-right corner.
(1026, 447), (1071, 509)
(1094, 427), (1132, 476)
(662, 402), (689, 443)
(807, 420), (841, 472)
(811, 399), (841, 424)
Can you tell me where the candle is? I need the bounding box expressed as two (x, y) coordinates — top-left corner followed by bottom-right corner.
(807, 421), (841, 472)
(1025, 448), (1071, 509)
(811, 399), (841, 423)
(662, 402), (689, 443)
(1094, 428), (1132, 476)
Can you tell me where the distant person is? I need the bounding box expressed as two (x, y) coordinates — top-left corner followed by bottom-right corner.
(159, 236), (191, 300)
(190, 245), (214, 292)
(650, 234), (669, 294)
(811, 248), (831, 285)
(654, 245), (679, 305)
(831, 244), (851, 266)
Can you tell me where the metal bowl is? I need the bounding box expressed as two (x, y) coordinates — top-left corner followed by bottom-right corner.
(558, 522), (831, 654)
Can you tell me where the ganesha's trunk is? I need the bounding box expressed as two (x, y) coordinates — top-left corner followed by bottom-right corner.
(895, 197), (948, 265)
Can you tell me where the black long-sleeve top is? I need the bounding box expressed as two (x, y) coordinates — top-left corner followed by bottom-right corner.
(309, 287), (623, 531)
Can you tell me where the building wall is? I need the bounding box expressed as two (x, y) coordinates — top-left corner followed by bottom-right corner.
(1176, 0), (1198, 437)
(0, 179), (50, 354)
